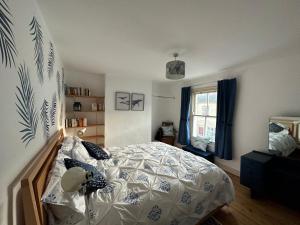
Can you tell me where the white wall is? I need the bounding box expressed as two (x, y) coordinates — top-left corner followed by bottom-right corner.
(166, 45), (300, 173)
(105, 76), (152, 147)
(151, 81), (181, 140)
(0, 1), (64, 225)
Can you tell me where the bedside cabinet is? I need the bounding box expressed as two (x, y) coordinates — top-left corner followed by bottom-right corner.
(240, 151), (273, 198)
(160, 136), (175, 146)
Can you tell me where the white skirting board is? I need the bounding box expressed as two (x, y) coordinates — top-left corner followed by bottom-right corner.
(215, 161), (240, 177)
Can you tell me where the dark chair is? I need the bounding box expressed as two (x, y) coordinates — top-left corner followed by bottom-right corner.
(182, 145), (214, 163)
(155, 121), (176, 146)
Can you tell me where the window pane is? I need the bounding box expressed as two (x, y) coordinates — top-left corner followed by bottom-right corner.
(195, 93), (208, 115)
(205, 117), (216, 142)
(208, 92), (217, 116)
(192, 116), (205, 137)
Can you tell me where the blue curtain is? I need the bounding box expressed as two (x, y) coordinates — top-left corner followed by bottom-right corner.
(178, 87), (191, 145)
(215, 78), (237, 160)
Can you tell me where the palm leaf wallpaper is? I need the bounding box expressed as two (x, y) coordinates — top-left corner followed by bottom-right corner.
(0, 0), (17, 68)
(40, 99), (50, 140)
(47, 41), (55, 79)
(57, 71), (61, 100)
(50, 93), (57, 126)
(15, 64), (38, 147)
(29, 16), (44, 84)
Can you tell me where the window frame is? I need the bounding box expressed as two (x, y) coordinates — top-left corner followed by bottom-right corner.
(190, 86), (217, 142)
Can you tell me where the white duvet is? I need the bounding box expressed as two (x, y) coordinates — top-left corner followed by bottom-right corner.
(87, 142), (235, 225)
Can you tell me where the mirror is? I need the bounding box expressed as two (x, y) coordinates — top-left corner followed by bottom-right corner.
(269, 116), (300, 156)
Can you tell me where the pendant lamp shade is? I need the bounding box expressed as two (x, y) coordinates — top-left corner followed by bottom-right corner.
(166, 53), (185, 80)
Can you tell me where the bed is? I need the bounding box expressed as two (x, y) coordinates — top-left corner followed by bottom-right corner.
(21, 129), (235, 225)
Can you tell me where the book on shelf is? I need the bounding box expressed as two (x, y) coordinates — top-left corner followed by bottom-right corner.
(65, 118), (87, 128)
(65, 85), (91, 96)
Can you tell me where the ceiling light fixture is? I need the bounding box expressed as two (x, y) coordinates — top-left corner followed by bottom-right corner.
(166, 53), (185, 80)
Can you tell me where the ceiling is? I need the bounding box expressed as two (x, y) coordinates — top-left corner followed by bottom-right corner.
(37, 0), (300, 81)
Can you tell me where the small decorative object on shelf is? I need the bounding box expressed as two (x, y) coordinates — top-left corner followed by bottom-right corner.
(91, 103), (97, 111)
(65, 117), (88, 128)
(97, 103), (103, 111)
(73, 102), (81, 111)
(83, 118), (87, 127)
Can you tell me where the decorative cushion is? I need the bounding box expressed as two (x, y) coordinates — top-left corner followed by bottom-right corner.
(161, 126), (174, 136)
(191, 136), (211, 151)
(64, 158), (107, 194)
(269, 122), (285, 133)
(71, 142), (91, 161)
(82, 141), (110, 160)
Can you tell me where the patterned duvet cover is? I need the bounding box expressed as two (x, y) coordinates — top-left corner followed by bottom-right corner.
(87, 142), (235, 225)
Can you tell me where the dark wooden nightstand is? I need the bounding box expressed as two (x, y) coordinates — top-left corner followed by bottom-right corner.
(240, 151), (273, 198)
(160, 136), (175, 146)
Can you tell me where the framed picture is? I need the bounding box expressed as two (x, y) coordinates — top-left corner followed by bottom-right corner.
(115, 92), (130, 110)
(131, 93), (145, 111)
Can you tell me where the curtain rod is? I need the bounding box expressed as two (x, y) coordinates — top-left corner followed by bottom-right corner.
(190, 80), (218, 87)
(188, 76), (237, 87)
(152, 95), (175, 99)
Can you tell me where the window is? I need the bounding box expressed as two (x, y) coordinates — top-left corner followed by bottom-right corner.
(191, 87), (217, 142)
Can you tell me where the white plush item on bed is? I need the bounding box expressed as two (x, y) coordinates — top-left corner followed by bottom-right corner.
(72, 142), (93, 162)
(88, 142), (234, 225)
(59, 136), (76, 156)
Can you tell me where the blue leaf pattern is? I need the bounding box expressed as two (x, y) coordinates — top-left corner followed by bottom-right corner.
(204, 182), (214, 193)
(181, 192), (191, 205)
(40, 99), (49, 139)
(159, 180), (171, 192)
(0, 0), (17, 68)
(119, 171), (129, 180)
(15, 64), (38, 146)
(195, 202), (204, 215)
(29, 17), (43, 84)
(50, 93), (56, 126)
(137, 174), (148, 183)
(147, 205), (162, 221)
(124, 192), (139, 205)
(47, 41), (55, 78)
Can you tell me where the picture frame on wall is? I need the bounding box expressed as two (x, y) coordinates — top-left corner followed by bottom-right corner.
(115, 92), (130, 110)
(131, 93), (145, 111)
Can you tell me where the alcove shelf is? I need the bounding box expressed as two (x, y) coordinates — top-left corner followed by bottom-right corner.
(65, 90), (105, 147)
(66, 95), (104, 99)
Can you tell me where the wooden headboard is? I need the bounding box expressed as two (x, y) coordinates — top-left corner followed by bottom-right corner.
(21, 129), (64, 225)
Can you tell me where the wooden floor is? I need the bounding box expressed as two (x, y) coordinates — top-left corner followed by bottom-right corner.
(214, 173), (300, 225)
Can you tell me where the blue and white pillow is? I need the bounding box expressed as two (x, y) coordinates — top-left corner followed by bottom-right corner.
(161, 126), (174, 136)
(191, 136), (211, 151)
(64, 158), (107, 194)
(82, 141), (110, 160)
